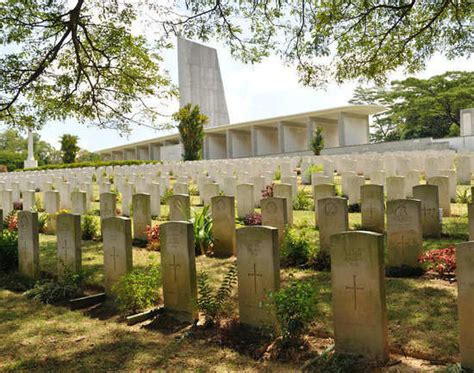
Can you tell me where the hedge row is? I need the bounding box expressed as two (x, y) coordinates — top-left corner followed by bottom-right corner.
(18, 159), (161, 172)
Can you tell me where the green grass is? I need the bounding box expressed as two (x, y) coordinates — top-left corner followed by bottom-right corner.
(0, 177), (469, 370)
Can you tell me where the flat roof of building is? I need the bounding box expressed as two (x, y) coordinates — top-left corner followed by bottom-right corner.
(97, 104), (385, 153)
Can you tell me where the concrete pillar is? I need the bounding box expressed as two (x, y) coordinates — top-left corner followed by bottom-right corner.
(277, 122), (285, 153)
(307, 118), (315, 150)
(226, 130), (232, 158)
(250, 126), (258, 156)
(203, 137), (209, 160)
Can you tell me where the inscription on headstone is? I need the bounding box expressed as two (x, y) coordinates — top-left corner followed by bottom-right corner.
(18, 211), (40, 278)
(161, 221), (197, 322)
(102, 217), (133, 293)
(237, 226), (279, 327)
(211, 196), (236, 257)
(386, 199), (423, 269)
(331, 231), (389, 362)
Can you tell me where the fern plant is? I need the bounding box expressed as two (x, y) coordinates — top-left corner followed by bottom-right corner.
(197, 263), (237, 325)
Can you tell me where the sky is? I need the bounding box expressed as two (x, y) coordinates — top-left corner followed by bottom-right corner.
(35, 40), (473, 152)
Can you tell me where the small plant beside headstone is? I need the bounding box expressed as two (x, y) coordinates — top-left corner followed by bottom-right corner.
(418, 246), (456, 280)
(0, 229), (18, 272)
(112, 264), (162, 315)
(267, 278), (318, 348)
(191, 205), (213, 256)
(24, 271), (85, 305)
(243, 212), (262, 226)
(262, 184), (274, 198)
(292, 188), (314, 211)
(145, 224), (160, 251)
(81, 215), (99, 240)
(197, 263), (237, 326)
(281, 228), (312, 268)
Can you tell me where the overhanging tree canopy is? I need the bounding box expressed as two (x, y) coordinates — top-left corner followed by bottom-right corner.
(1, 1), (472, 131)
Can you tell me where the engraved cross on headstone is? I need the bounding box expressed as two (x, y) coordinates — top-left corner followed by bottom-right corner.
(421, 206), (429, 220)
(169, 254), (181, 282)
(345, 275), (364, 311)
(110, 246), (119, 271)
(399, 235), (405, 253)
(248, 263), (263, 295)
(61, 239), (68, 265)
(368, 202), (374, 218)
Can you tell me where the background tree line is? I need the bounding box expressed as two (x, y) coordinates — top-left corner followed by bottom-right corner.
(0, 130), (98, 171)
(350, 71), (474, 143)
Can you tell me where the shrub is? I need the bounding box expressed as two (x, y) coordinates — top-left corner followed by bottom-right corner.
(418, 246), (456, 279)
(456, 188), (470, 203)
(262, 184), (274, 199)
(25, 272), (84, 304)
(35, 196), (43, 211)
(303, 164), (324, 181)
(281, 228), (311, 267)
(268, 278), (318, 345)
(293, 188), (314, 211)
(146, 224), (160, 251)
(161, 187), (174, 205)
(188, 185), (199, 196)
(173, 104), (207, 161)
(4, 210), (18, 232)
(197, 263), (237, 325)
(0, 272), (35, 292)
(312, 352), (367, 372)
(311, 250), (331, 271)
(243, 212), (262, 226)
(35, 212), (48, 233)
(0, 230), (18, 272)
(274, 168), (281, 181)
(81, 215), (99, 240)
(191, 205), (213, 256)
(310, 127), (325, 155)
(20, 159), (160, 172)
(112, 263), (162, 314)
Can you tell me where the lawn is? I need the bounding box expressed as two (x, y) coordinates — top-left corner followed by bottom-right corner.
(0, 180), (467, 371)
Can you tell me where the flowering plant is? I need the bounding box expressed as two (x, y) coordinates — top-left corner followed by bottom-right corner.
(261, 183), (274, 199)
(243, 212), (262, 226)
(5, 211), (18, 232)
(418, 246), (456, 278)
(146, 224), (160, 251)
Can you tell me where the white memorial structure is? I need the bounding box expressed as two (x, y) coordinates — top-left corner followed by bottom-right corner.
(24, 130), (38, 169)
(97, 38), (384, 161)
(95, 38), (473, 161)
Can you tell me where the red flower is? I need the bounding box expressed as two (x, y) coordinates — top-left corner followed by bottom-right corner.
(244, 212), (262, 226)
(418, 246), (456, 278)
(145, 225), (160, 251)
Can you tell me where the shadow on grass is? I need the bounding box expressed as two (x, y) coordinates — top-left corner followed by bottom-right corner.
(386, 278), (459, 362)
(5, 333), (166, 372)
(0, 290), (183, 372)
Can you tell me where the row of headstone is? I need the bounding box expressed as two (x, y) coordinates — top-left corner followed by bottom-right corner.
(318, 195), (426, 270)
(12, 203), (474, 368)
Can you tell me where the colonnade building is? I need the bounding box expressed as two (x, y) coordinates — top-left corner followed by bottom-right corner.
(98, 104), (384, 161)
(97, 38), (384, 161)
